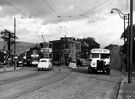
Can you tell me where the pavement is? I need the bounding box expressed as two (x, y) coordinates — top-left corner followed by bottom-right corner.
(0, 65), (22, 73)
(117, 73), (135, 99)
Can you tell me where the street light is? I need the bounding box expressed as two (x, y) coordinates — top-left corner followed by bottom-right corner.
(111, 8), (132, 83)
(111, 8), (129, 44)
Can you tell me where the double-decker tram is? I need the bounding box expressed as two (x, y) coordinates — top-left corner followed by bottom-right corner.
(25, 47), (40, 65)
(31, 48), (40, 65)
(40, 48), (52, 59)
(39, 42), (52, 59)
(20, 42), (52, 66)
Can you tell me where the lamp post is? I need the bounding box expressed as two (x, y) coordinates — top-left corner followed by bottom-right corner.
(111, 8), (132, 83)
(128, 0), (133, 83)
(111, 8), (129, 43)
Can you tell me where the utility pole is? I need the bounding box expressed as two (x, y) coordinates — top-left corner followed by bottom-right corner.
(14, 18), (16, 70)
(128, 0), (133, 83)
(123, 15), (126, 44)
(8, 32), (11, 58)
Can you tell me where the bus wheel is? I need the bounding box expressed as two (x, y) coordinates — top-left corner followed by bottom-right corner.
(88, 67), (92, 74)
(106, 68), (110, 75)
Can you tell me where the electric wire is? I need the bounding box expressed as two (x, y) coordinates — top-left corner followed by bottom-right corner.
(38, 0), (47, 13)
(42, 0), (59, 16)
(4, 0), (31, 18)
(41, 0), (109, 18)
(80, 0), (109, 16)
(126, 0), (129, 12)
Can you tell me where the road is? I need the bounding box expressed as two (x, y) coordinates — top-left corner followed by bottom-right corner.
(0, 46), (125, 99)
(0, 66), (124, 99)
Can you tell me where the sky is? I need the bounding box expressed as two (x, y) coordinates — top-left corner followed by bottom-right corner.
(0, 0), (135, 48)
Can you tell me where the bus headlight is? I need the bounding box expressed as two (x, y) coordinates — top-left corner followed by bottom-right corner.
(91, 62), (96, 67)
(105, 61), (110, 65)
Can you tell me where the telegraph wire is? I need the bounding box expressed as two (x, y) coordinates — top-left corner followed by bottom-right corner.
(4, 0), (31, 18)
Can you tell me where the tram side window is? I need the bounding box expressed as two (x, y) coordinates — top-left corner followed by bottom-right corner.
(92, 53), (99, 58)
(49, 54), (52, 58)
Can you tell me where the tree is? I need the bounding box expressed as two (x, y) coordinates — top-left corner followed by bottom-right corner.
(120, 24), (135, 64)
(0, 29), (18, 57)
(121, 24), (135, 39)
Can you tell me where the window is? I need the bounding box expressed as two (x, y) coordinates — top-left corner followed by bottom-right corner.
(92, 53), (99, 58)
(101, 54), (110, 59)
(40, 60), (47, 62)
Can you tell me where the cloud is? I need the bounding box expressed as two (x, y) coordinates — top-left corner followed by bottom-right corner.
(0, 0), (135, 47)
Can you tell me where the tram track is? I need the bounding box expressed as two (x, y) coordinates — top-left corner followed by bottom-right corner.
(0, 67), (58, 85)
(1, 67), (71, 99)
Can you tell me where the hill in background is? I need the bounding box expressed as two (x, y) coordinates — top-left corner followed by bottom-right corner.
(0, 41), (36, 55)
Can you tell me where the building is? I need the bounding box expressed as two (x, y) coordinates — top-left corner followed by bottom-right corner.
(51, 37), (81, 65)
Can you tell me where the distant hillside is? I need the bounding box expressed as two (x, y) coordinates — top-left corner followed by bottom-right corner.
(16, 42), (36, 55)
(0, 41), (36, 55)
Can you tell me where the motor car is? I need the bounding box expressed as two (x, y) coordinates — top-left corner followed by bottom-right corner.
(69, 61), (77, 68)
(37, 58), (52, 71)
(52, 61), (61, 66)
(18, 60), (23, 67)
(77, 58), (88, 67)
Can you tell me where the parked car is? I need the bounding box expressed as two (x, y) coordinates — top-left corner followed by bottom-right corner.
(77, 58), (88, 66)
(18, 60), (23, 67)
(52, 61), (61, 66)
(37, 58), (52, 71)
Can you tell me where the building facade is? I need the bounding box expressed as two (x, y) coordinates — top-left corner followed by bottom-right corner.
(51, 37), (81, 65)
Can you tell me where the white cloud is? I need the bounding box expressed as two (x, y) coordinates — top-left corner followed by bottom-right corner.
(0, 0), (134, 47)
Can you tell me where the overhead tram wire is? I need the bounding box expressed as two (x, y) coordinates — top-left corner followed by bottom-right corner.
(44, 0), (110, 18)
(126, 0), (129, 12)
(4, 0), (31, 18)
(38, 0), (48, 14)
(42, 0), (59, 17)
(80, 0), (109, 16)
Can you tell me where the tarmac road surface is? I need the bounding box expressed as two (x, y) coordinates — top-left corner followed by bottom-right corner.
(0, 66), (124, 99)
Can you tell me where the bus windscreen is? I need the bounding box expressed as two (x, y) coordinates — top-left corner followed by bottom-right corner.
(101, 54), (110, 59)
(92, 53), (99, 58)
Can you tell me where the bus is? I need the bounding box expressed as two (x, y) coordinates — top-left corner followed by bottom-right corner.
(88, 48), (111, 74)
